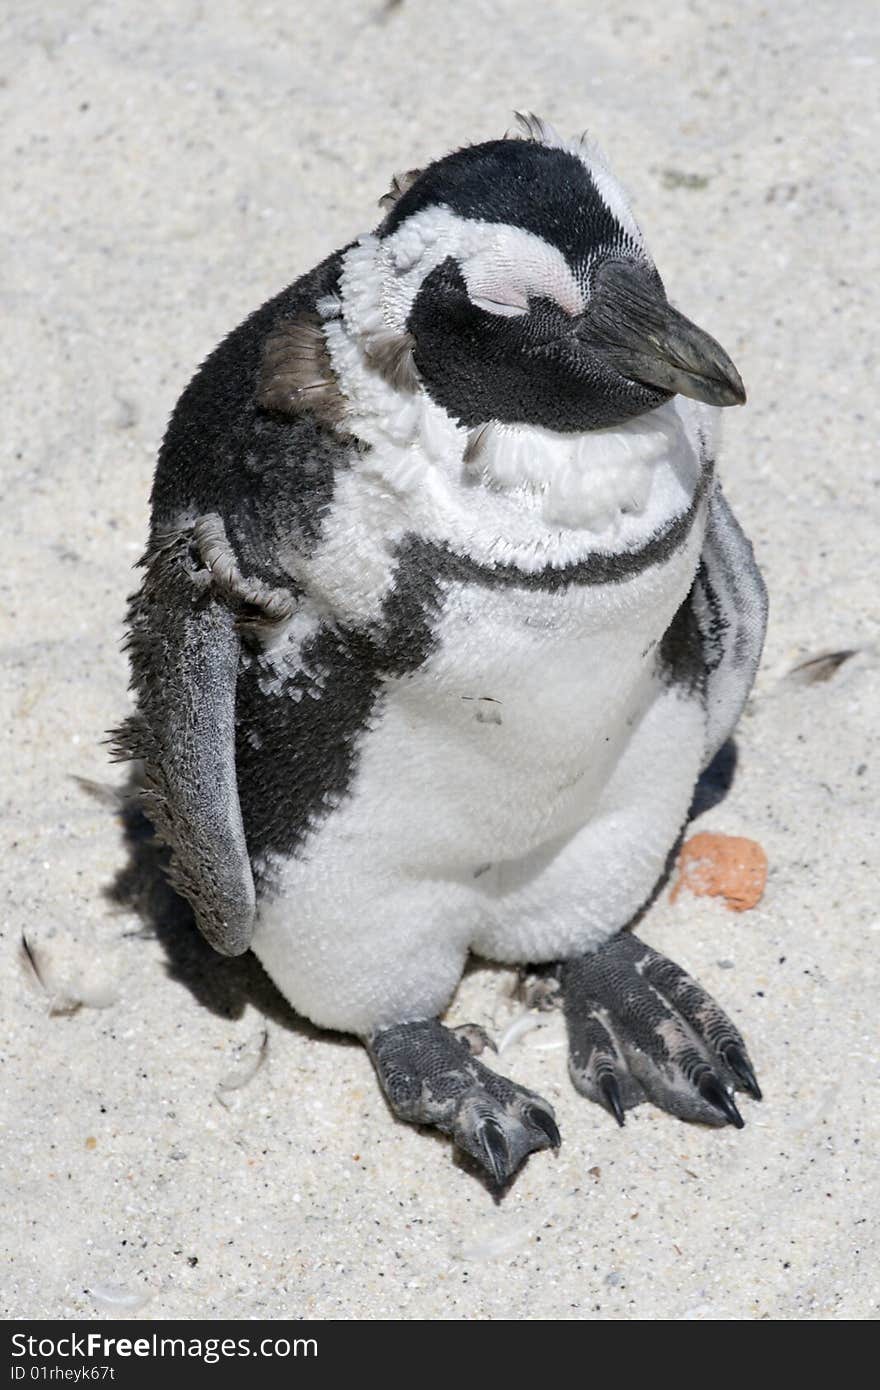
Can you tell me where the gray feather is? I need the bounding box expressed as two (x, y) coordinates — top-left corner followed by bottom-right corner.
(377, 167), (423, 211)
(112, 520), (264, 956)
(364, 328), (419, 393)
(256, 312), (347, 427)
(463, 423), (492, 466)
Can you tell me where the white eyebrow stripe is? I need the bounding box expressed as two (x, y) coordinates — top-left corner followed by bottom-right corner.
(354, 207), (587, 334)
(463, 226), (586, 316)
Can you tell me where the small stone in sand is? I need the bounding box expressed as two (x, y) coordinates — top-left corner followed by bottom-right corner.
(671, 832), (768, 912)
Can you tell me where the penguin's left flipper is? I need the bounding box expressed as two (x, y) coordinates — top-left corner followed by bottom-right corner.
(114, 514), (295, 957)
(562, 932), (761, 1128)
(368, 1020), (560, 1187)
(694, 482), (769, 767)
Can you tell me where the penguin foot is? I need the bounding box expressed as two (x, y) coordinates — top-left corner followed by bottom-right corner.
(562, 931), (761, 1128)
(367, 1019), (560, 1187)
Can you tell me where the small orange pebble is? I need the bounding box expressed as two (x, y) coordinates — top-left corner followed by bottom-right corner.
(671, 832), (768, 912)
(85, 1136), (97, 1150)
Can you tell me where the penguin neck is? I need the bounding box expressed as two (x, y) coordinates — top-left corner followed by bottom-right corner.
(318, 237), (713, 569)
(461, 408), (688, 532)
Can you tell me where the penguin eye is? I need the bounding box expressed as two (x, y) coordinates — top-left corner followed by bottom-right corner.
(470, 293), (529, 319)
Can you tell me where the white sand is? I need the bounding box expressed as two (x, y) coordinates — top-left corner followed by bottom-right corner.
(2, 0), (878, 1320)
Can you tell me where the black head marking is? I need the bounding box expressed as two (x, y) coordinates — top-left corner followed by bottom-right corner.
(379, 139), (633, 271)
(406, 255), (668, 431)
(378, 140), (664, 432)
(378, 136), (744, 433)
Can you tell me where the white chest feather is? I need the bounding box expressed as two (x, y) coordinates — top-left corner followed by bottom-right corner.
(352, 504), (705, 867)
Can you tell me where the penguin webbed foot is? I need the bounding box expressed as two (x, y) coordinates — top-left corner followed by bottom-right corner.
(562, 932), (761, 1129)
(367, 1019), (560, 1188)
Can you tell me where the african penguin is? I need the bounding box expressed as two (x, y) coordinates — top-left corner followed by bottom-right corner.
(116, 113), (768, 1187)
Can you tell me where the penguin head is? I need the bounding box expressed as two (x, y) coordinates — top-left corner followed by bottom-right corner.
(372, 115), (744, 433)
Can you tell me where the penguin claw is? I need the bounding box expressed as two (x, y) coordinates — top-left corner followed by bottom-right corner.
(526, 1104), (562, 1149)
(698, 1072), (745, 1129)
(563, 932), (761, 1130)
(724, 1043), (762, 1100)
(477, 1116), (512, 1186)
(460, 1095), (559, 1187)
(368, 1019), (559, 1189)
(599, 1073), (626, 1127)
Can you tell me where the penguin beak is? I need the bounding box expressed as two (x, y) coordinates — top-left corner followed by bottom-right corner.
(585, 260), (746, 407)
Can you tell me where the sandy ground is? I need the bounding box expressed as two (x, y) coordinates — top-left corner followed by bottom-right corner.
(2, 0), (878, 1321)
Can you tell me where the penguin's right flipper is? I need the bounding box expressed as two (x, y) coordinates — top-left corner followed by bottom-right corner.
(368, 1020), (560, 1187)
(112, 514), (295, 957)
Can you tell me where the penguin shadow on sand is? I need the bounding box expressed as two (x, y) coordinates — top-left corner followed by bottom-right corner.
(103, 771), (336, 1048)
(688, 737), (738, 822)
(598, 737), (740, 926)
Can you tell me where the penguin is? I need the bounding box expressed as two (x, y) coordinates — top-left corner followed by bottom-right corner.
(115, 113), (768, 1186)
